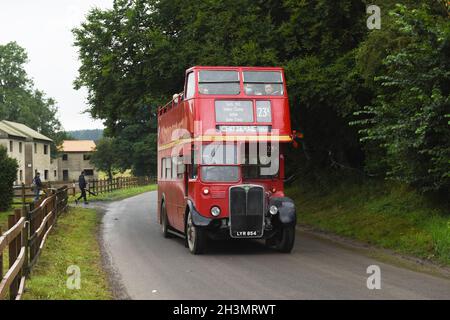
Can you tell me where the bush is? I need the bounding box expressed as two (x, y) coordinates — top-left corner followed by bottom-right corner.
(353, 4), (450, 193)
(0, 145), (18, 211)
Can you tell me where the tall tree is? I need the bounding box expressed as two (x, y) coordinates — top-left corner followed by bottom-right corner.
(0, 42), (66, 157)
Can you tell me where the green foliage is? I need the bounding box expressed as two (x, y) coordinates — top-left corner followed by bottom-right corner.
(353, 4), (450, 192)
(0, 145), (18, 211)
(0, 42), (66, 157)
(287, 178), (450, 265)
(90, 137), (119, 180)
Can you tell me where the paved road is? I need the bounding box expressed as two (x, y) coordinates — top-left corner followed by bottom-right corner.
(100, 191), (450, 299)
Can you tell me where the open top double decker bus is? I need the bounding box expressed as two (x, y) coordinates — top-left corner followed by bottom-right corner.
(157, 66), (296, 254)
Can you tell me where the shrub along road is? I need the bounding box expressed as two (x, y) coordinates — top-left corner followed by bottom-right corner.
(100, 191), (450, 299)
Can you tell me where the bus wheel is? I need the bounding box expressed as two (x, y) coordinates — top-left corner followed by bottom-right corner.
(161, 202), (171, 238)
(186, 211), (206, 254)
(275, 226), (295, 253)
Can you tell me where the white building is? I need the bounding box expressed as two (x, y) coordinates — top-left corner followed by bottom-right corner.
(0, 120), (54, 184)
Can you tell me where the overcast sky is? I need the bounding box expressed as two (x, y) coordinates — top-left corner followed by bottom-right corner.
(0, 0), (114, 131)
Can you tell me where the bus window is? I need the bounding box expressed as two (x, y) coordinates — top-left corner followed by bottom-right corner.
(243, 71), (284, 96)
(165, 157), (172, 179)
(177, 155), (185, 179)
(190, 148), (198, 179)
(198, 70), (240, 95)
(185, 72), (195, 99)
(172, 157), (178, 179)
(201, 166), (239, 182)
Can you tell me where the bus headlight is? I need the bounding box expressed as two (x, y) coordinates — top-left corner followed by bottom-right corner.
(211, 206), (221, 217)
(269, 205), (278, 215)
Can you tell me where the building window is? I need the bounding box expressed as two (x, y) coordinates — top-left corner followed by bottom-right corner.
(34, 143), (37, 153)
(44, 170), (49, 180)
(84, 169), (94, 176)
(83, 154), (91, 161)
(19, 142), (22, 153)
(9, 141), (13, 152)
(19, 170), (23, 182)
(44, 145), (48, 155)
(63, 170), (69, 181)
(62, 154), (68, 161)
(54, 170), (57, 178)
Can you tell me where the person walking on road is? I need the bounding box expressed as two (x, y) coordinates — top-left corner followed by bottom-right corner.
(32, 172), (43, 202)
(75, 171), (88, 205)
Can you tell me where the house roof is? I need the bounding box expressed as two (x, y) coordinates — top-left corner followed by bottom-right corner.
(60, 140), (96, 152)
(0, 120), (53, 142)
(0, 121), (28, 139)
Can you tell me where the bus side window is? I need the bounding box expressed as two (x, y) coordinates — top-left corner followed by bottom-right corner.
(185, 72), (195, 99)
(177, 155), (185, 179)
(172, 157), (177, 180)
(165, 157), (172, 180)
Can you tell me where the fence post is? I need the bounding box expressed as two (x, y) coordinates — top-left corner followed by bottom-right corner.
(0, 226), (2, 285)
(8, 212), (19, 299)
(22, 207), (29, 277)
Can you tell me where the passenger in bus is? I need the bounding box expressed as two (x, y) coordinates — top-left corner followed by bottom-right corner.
(265, 84), (282, 95)
(199, 84), (209, 94)
(244, 84), (255, 95)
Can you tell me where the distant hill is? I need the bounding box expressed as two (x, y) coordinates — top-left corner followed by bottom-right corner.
(67, 129), (104, 142)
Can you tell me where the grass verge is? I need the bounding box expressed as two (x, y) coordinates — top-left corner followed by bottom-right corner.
(22, 207), (112, 300)
(287, 179), (450, 266)
(69, 184), (157, 203)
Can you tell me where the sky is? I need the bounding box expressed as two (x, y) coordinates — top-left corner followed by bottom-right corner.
(0, 0), (114, 131)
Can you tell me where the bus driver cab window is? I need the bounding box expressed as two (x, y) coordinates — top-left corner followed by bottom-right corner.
(185, 72), (195, 99)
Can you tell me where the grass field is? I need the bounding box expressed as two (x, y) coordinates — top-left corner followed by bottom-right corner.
(287, 179), (450, 266)
(22, 207), (112, 300)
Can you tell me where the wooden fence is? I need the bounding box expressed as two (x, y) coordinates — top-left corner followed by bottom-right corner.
(88, 176), (155, 196)
(0, 186), (68, 300)
(13, 176), (155, 205)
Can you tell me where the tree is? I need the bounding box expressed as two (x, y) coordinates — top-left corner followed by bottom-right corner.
(353, 4), (450, 192)
(0, 42), (66, 157)
(0, 145), (18, 211)
(90, 137), (119, 180)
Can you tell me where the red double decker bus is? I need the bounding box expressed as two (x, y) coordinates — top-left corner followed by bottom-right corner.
(157, 66), (296, 254)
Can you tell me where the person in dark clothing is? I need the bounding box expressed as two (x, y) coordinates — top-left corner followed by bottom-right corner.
(75, 171), (88, 204)
(33, 172), (43, 202)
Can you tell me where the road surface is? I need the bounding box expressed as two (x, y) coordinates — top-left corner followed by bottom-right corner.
(100, 191), (450, 299)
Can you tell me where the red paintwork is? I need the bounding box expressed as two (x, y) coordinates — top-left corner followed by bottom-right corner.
(157, 66), (293, 233)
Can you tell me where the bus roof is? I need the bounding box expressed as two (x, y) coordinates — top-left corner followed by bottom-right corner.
(186, 66), (284, 73)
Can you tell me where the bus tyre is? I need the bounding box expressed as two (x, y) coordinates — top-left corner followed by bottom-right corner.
(161, 202), (171, 238)
(275, 226), (295, 253)
(186, 211), (206, 255)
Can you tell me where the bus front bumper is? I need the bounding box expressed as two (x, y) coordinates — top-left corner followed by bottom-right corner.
(190, 197), (296, 240)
